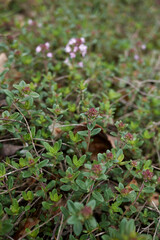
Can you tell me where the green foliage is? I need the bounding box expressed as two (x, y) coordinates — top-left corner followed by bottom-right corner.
(0, 0), (160, 239)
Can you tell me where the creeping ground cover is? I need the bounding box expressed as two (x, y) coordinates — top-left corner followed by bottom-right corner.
(0, 0), (160, 239)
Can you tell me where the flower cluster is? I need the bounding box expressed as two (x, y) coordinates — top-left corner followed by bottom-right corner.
(86, 108), (98, 119)
(142, 169), (153, 182)
(35, 42), (52, 58)
(131, 160), (138, 167)
(64, 37), (87, 67)
(80, 206), (93, 219)
(92, 164), (102, 175)
(125, 132), (133, 141)
(28, 19), (42, 28)
(129, 41), (146, 62)
(106, 152), (113, 160)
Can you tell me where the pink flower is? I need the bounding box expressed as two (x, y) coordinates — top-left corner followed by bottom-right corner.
(73, 46), (78, 52)
(142, 169), (153, 182)
(64, 58), (71, 66)
(79, 44), (87, 57)
(106, 152), (113, 160)
(65, 45), (71, 53)
(38, 23), (42, 28)
(47, 52), (53, 58)
(81, 206), (93, 219)
(92, 164), (102, 175)
(125, 133), (133, 141)
(28, 19), (33, 25)
(134, 54), (139, 60)
(78, 61), (83, 68)
(70, 52), (76, 58)
(141, 44), (146, 50)
(81, 37), (85, 43)
(45, 42), (50, 49)
(36, 46), (41, 53)
(68, 38), (76, 45)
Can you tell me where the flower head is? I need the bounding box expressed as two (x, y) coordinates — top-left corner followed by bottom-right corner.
(65, 45), (71, 53)
(28, 19), (33, 25)
(64, 58), (71, 67)
(64, 37), (87, 64)
(106, 152), (113, 160)
(70, 52), (76, 58)
(141, 44), (146, 50)
(45, 42), (50, 49)
(142, 169), (153, 182)
(36, 45), (42, 53)
(134, 54), (139, 61)
(92, 164), (102, 175)
(78, 61), (83, 68)
(79, 44), (87, 57)
(87, 108), (98, 119)
(47, 52), (53, 58)
(68, 38), (76, 45)
(81, 206), (92, 219)
(125, 133), (133, 141)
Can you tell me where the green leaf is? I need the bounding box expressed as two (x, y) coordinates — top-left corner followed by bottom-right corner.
(0, 219), (13, 235)
(87, 200), (96, 210)
(85, 217), (98, 230)
(46, 180), (56, 190)
(77, 130), (88, 137)
(60, 185), (71, 191)
(92, 191), (104, 202)
(22, 170), (32, 178)
(76, 179), (86, 190)
(67, 200), (76, 214)
(0, 163), (6, 178)
(91, 128), (101, 136)
(60, 206), (69, 218)
(0, 203), (4, 216)
(30, 92), (40, 98)
(7, 176), (14, 189)
(3, 89), (14, 99)
(73, 221), (82, 236)
(143, 186), (155, 193)
(130, 184), (139, 191)
(42, 201), (51, 210)
(37, 159), (49, 168)
(67, 215), (78, 224)
(143, 130), (154, 139)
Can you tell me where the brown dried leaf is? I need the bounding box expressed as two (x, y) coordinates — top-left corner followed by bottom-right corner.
(74, 123), (115, 160)
(0, 53), (7, 73)
(49, 122), (63, 138)
(0, 144), (23, 157)
(148, 192), (159, 207)
(126, 179), (138, 193)
(14, 217), (39, 240)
